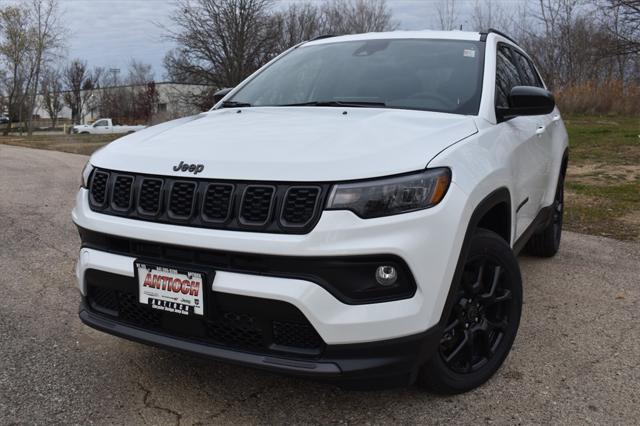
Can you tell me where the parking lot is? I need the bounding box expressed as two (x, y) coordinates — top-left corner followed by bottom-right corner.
(1, 144), (638, 424)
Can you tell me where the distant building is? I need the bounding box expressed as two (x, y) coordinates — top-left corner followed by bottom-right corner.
(34, 82), (214, 124)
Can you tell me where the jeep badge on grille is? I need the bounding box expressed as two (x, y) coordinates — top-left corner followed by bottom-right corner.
(173, 161), (204, 175)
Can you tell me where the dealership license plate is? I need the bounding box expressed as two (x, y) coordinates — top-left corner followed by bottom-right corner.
(136, 262), (205, 316)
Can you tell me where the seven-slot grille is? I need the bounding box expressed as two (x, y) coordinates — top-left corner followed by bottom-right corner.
(88, 168), (329, 234)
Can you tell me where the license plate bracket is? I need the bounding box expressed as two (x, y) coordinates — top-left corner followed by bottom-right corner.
(135, 261), (211, 317)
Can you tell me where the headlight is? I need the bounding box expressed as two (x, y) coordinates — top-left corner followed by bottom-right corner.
(326, 168), (451, 218)
(81, 161), (94, 188)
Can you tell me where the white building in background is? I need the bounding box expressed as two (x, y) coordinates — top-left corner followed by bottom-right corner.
(34, 82), (214, 124)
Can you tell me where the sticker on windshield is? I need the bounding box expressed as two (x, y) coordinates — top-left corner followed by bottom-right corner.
(463, 49), (476, 58)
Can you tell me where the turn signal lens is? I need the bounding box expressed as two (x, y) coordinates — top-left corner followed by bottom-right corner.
(326, 168), (451, 218)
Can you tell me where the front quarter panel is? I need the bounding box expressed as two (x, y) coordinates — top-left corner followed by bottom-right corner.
(427, 126), (517, 245)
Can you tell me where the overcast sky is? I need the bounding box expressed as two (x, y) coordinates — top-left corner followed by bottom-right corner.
(54, 0), (517, 80)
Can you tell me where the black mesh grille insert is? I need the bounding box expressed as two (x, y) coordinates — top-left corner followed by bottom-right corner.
(85, 278), (324, 356)
(88, 285), (118, 311)
(240, 186), (274, 224)
(206, 312), (263, 349)
(282, 187), (320, 226)
(138, 179), (163, 214)
(169, 182), (196, 218)
(202, 184), (233, 222)
(117, 291), (162, 328)
(90, 171), (109, 205)
(273, 320), (324, 349)
(112, 175), (134, 210)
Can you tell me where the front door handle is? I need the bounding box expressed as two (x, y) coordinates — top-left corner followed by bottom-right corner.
(536, 126), (546, 137)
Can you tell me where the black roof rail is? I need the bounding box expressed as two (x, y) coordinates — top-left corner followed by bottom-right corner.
(480, 28), (519, 45)
(311, 34), (336, 41)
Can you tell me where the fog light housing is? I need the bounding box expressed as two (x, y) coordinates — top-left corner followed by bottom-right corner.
(375, 265), (398, 286)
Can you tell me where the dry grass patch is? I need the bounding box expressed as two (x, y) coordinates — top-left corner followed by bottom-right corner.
(0, 133), (121, 155)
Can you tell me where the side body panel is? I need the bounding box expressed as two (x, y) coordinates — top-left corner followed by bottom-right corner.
(439, 33), (568, 245)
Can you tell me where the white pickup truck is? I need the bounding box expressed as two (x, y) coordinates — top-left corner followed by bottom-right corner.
(71, 118), (145, 135)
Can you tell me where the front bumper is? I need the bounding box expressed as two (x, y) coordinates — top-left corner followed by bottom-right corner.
(73, 183), (469, 345)
(79, 299), (442, 388)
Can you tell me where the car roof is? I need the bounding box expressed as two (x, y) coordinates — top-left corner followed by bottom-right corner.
(304, 30), (482, 46)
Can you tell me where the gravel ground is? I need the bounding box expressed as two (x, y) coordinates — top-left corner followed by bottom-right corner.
(1, 144), (638, 425)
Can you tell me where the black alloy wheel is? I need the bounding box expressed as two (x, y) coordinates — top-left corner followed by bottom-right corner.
(440, 255), (515, 374)
(418, 229), (522, 394)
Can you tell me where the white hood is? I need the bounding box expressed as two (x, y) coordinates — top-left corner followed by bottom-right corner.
(90, 107), (477, 181)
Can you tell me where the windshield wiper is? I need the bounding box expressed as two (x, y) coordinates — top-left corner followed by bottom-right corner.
(278, 100), (386, 108)
(220, 100), (252, 108)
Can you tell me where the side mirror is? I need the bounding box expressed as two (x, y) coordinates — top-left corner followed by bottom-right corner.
(213, 87), (233, 104)
(497, 86), (555, 121)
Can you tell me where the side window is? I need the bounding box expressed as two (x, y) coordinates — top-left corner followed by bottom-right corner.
(495, 45), (520, 108)
(94, 120), (107, 127)
(513, 50), (542, 88)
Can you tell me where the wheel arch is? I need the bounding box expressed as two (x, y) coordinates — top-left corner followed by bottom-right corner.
(561, 148), (569, 176)
(436, 187), (512, 327)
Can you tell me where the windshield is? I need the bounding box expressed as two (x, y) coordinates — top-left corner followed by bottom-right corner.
(226, 38), (485, 115)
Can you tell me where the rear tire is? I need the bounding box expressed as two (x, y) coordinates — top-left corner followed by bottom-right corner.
(525, 172), (565, 257)
(417, 229), (522, 394)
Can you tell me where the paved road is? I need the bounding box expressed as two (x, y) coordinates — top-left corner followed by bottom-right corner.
(1, 144), (639, 425)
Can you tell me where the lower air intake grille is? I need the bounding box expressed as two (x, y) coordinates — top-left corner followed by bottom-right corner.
(273, 320), (324, 349)
(117, 291), (162, 328)
(206, 312), (263, 349)
(85, 275), (324, 356)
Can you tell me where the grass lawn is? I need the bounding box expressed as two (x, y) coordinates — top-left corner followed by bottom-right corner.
(563, 115), (640, 240)
(1, 116), (639, 240)
(0, 133), (120, 155)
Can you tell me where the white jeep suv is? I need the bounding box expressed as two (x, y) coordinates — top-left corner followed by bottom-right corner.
(73, 29), (568, 393)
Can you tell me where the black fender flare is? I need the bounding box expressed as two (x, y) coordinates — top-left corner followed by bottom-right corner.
(436, 187), (512, 327)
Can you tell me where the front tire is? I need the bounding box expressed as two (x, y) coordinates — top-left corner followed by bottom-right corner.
(417, 229), (522, 394)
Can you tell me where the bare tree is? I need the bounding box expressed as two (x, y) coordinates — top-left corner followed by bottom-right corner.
(470, 0), (513, 32)
(127, 59), (154, 85)
(0, 6), (34, 135)
(164, 0), (397, 90)
(26, 0), (65, 136)
(163, 0), (281, 87)
(320, 0), (397, 35)
(603, 0), (640, 55)
(63, 59), (101, 124)
(273, 2), (323, 51)
(134, 82), (159, 123)
(435, 0), (459, 31)
(40, 66), (63, 127)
